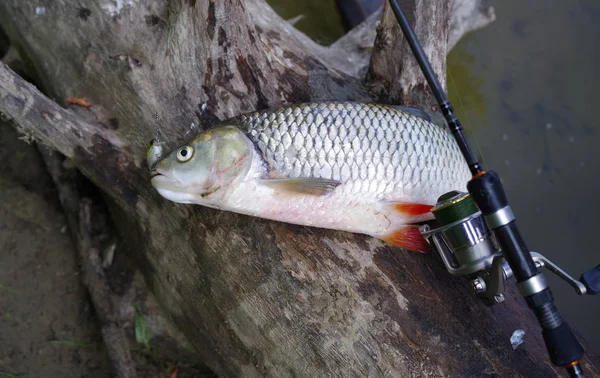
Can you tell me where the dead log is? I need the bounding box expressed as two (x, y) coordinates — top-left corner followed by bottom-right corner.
(0, 1), (597, 377)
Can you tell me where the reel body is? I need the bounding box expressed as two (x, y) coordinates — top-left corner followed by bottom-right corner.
(420, 191), (594, 306)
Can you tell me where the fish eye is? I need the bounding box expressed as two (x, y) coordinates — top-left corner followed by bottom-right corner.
(176, 146), (194, 162)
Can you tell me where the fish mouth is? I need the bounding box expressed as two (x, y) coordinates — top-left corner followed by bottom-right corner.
(150, 169), (217, 201)
(150, 171), (181, 191)
(150, 171), (203, 204)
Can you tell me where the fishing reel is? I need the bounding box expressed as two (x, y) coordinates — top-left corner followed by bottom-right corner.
(420, 191), (599, 306)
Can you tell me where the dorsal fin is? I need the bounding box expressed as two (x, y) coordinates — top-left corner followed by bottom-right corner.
(392, 105), (432, 122)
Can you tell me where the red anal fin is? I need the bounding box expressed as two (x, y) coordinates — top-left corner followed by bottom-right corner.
(393, 203), (433, 216)
(383, 226), (431, 253)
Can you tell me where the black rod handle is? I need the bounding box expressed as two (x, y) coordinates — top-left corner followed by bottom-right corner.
(469, 171), (585, 367)
(468, 171), (538, 280)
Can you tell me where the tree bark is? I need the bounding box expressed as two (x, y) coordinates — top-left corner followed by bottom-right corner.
(0, 1), (597, 377)
(367, 0), (452, 106)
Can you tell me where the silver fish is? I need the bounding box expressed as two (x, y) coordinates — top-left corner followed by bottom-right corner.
(150, 102), (471, 252)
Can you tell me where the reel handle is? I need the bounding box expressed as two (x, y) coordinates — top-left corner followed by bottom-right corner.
(530, 253), (587, 295)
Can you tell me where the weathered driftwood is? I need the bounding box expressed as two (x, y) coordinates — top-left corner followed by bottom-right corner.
(1, 1), (598, 377)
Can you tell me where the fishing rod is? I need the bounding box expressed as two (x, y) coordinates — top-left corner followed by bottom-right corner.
(386, 0), (599, 376)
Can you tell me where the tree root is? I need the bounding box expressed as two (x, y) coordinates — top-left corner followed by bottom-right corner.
(77, 198), (138, 378)
(39, 147), (137, 378)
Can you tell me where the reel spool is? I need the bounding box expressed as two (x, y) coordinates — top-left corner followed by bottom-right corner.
(421, 191), (498, 277)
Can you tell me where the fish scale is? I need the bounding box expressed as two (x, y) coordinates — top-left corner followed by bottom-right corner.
(239, 102), (466, 198)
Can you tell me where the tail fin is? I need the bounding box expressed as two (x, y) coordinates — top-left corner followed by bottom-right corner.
(382, 226), (431, 253)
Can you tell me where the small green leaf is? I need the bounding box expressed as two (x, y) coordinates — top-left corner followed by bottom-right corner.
(50, 339), (92, 348)
(0, 284), (21, 295)
(134, 309), (152, 349)
(0, 371), (28, 378)
(346, 284), (356, 300)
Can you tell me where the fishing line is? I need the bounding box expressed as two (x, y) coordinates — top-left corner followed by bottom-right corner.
(447, 67), (489, 171)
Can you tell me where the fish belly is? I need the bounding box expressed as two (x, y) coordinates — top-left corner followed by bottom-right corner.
(223, 178), (434, 240)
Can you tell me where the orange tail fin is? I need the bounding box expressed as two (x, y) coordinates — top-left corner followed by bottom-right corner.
(382, 226), (431, 253)
(392, 203), (434, 216)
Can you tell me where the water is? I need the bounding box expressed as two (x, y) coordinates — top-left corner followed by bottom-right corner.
(448, 0), (600, 353)
(266, 0), (345, 45)
(266, 0), (600, 352)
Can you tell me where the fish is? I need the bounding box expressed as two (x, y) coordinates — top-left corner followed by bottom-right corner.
(149, 102), (471, 252)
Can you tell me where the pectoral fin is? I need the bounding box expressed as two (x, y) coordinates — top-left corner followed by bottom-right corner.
(259, 177), (341, 196)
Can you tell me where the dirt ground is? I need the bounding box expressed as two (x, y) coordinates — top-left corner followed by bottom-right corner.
(0, 123), (214, 378)
(0, 124), (113, 377)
